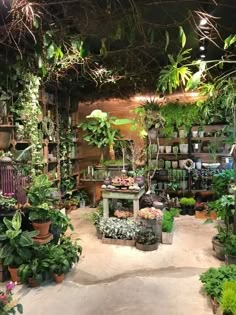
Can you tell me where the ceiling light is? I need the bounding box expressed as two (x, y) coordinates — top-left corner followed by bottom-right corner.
(200, 46), (205, 51)
(200, 54), (206, 59)
(200, 18), (208, 26)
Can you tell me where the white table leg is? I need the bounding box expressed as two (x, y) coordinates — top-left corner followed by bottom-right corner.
(103, 198), (109, 218)
(133, 199), (139, 218)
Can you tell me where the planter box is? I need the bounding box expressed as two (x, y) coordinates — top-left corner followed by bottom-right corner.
(162, 230), (174, 244)
(195, 210), (217, 220)
(212, 237), (225, 261)
(136, 242), (158, 251)
(102, 237), (135, 247)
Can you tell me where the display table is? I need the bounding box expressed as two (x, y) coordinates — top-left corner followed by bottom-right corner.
(101, 187), (145, 218)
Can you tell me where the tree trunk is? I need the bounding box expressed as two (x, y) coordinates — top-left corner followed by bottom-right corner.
(109, 144), (115, 160)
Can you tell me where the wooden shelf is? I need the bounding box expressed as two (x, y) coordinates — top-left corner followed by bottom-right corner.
(0, 125), (15, 128)
(190, 152), (230, 157)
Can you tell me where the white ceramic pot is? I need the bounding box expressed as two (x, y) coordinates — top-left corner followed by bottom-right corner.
(192, 131), (198, 138)
(157, 182), (163, 190)
(179, 144), (188, 154)
(179, 160), (186, 169)
(172, 146), (179, 154)
(172, 161), (178, 169)
(181, 181), (188, 190)
(159, 146), (165, 153)
(172, 131), (178, 138)
(198, 131), (204, 137)
(165, 146), (172, 154)
(163, 183), (168, 190)
(196, 160), (202, 170)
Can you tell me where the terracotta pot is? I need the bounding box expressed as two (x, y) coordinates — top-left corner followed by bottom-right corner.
(53, 273), (65, 283)
(32, 220), (51, 238)
(28, 278), (40, 288)
(8, 266), (21, 284)
(0, 128), (11, 150)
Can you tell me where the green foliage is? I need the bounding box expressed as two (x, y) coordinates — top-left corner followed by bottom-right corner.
(208, 195), (234, 228)
(59, 236), (82, 267)
(212, 170), (234, 197)
(158, 102), (201, 136)
(162, 209), (177, 233)
(157, 49), (192, 93)
(49, 210), (74, 234)
(99, 218), (140, 240)
(224, 34), (236, 49)
(179, 197), (196, 206)
(200, 265), (236, 302)
(220, 281), (236, 315)
(0, 195), (17, 211)
(89, 203), (103, 226)
(0, 212), (38, 267)
(225, 234), (236, 256)
(27, 175), (56, 222)
(78, 110), (130, 152)
(136, 230), (157, 245)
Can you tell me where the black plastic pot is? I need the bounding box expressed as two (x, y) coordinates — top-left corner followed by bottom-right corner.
(180, 207), (188, 215)
(188, 207), (195, 216)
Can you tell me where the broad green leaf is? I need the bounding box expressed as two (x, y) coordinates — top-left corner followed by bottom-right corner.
(46, 43), (56, 59)
(17, 304), (23, 314)
(224, 34), (236, 49)
(6, 229), (22, 239)
(19, 233), (34, 247)
(0, 244), (14, 258)
(112, 119), (133, 125)
(3, 217), (13, 230)
(33, 18), (39, 29)
(179, 26), (186, 48)
(12, 212), (22, 231)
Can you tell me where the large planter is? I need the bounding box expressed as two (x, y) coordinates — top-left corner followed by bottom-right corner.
(225, 254), (236, 265)
(162, 230), (174, 244)
(212, 236), (225, 261)
(28, 278), (40, 288)
(195, 210), (217, 220)
(138, 218), (162, 242)
(136, 242), (158, 251)
(102, 237), (135, 246)
(8, 266), (21, 284)
(53, 273), (65, 283)
(0, 128), (11, 150)
(32, 220), (51, 238)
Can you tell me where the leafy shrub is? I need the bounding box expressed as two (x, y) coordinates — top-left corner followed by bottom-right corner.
(220, 281), (236, 315)
(99, 218), (140, 240)
(212, 170), (234, 197)
(225, 234), (236, 256)
(136, 230), (157, 245)
(179, 197), (196, 206)
(200, 265), (236, 302)
(162, 209), (176, 233)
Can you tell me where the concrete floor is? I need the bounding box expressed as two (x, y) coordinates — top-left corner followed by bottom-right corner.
(15, 209), (221, 315)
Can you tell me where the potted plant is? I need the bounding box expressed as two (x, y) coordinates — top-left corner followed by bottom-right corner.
(225, 234), (236, 264)
(135, 229), (158, 251)
(89, 203), (104, 239)
(99, 218), (140, 246)
(49, 210), (74, 244)
(161, 209), (176, 244)
(59, 236), (82, 268)
(50, 246), (70, 283)
(138, 207), (163, 239)
(0, 194), (17, 213)
(0, 281), (23, 314)
(194, 202), (217, 220)
(78, 109), (131, 162)
(0, 212), (38, 283)
(220, 281), (236, 315)
(18, 256), (48, 287)
(212, 226), (229, 261)
(27, 174), (56, 238)
(179, 197), (196, 215)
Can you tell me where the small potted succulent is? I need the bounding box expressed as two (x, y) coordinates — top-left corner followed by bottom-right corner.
(114, 210), (133, 219)
(179, 197), (196, 215)
(138, 208), (163, 240)
(135, 229), (158, 251)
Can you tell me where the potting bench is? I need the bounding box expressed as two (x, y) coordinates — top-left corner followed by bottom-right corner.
(101, 187), (145, 218)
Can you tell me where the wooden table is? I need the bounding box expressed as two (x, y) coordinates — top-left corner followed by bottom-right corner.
(101, 187), (145, 218)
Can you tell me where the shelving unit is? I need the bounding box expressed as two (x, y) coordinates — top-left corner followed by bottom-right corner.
(152, 124), (233, 196)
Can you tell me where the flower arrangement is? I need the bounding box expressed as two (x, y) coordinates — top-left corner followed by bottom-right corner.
(138, 207), (163, 220)
(0, 281), (23, 315)
(112, 176), (135, 187)
(114, 210), (133, 219)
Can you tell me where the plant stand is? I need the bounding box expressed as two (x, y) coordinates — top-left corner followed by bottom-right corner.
(101, 187), (145, 218)
(33, 233), (53, 245)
